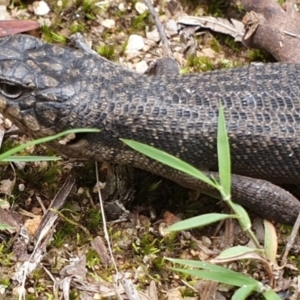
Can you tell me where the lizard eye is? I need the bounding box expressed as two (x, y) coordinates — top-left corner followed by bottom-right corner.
(0, 83), (24, 99)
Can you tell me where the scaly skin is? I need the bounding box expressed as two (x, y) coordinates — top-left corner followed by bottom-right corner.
(0, 34), (300, 224)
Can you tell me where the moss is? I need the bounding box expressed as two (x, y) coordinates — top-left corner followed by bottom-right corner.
(120, 40), (128, 54)
(41, 25), (67, 44)
(96, 44), (116, 60)
(219, 59), (242, 69)
(0, 244), (14, 267)
(131, 11), (150, 32)
(247, 49), (270, 62)
(224, 36), (241, 51)
(206, 0), (230, 17)
(187, 55), (215, 72)
(69, 290), (80, 300)
(51, 0), (69, 13)
(86, 249), (101, 268)
(75, 0), (102, 20)
(0, 277), (10, 287)
(85, 207), (102, 232)
(69, 22), (87, 34)
(277, 0), (285, 5)
(210, 37), (221, 53)
(178, 0), (201, 10)
(16, 163), (61, 189)
(52, 228), (70, 248)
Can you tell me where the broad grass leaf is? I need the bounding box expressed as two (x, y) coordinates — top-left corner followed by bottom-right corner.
(0, 128), (99, 161)
(217, 106), (231, 197)
(2, 156), (61, 162)
(263, 290), (282, 300)
(232, 284), (257, 300)
(264, 220), (277, 263)
(121, 139), (217, 188)
(168, 213), (236, 231)
(171, 268), (259, 287)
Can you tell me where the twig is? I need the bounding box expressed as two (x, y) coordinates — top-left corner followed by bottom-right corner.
(144, 0), (173, 58)
(281, 210), (300, 266)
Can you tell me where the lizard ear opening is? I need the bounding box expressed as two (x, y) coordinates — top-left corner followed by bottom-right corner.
(0, 82), (24, 99)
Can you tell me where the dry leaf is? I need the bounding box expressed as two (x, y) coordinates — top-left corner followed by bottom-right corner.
(0, 178), (15, 195)
(178, 16), (245, 42)
(243, 11), (261, 40)
(24, 216), (42, 236)
(0, 20), (40, 36)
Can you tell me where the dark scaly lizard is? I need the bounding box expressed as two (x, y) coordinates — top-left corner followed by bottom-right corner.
(0, 34), (300, 224)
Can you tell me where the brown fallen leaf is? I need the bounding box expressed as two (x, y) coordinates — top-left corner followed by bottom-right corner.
(0, 178), (15, 195)
(24, 215), (42, 236)
(178, 16), (245, 42)
(0, 20), (40, 37)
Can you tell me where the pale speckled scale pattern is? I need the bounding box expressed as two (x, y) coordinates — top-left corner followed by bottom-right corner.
(0, 34), (300, 224)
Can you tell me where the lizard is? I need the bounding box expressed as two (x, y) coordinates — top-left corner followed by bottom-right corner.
(0, 34), (300, 224)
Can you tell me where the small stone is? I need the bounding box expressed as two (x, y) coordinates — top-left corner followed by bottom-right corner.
(13, 286), (25, 297)
(101, 18), (115, 29)
(125, 34), (145, 54)
(135, 2), (148, 14)
(82, 198), (89, 205)
(70, 202), (81, 212)
(124, 271), (133, 279)
(0, 179), (14, 194)
(4, 118), (12, 129)
(146, 29), (160, 42)
(0, 285), (6, 295)
(135, 61), (148, 73)
(201, 236), (212, 248)
(58, 133), (75, 144)
(0, 4), (10, 20)
(32, 0), (50, 16)
(118, 3), (126, 11)
(27, 287), (35, 294)
(201, 48), (217, 59)
(165, 19), (178, 36)
(18, 184), (25, 192)
(0, 199), (9, 209)
(77, 187), (85, 195)
(134, 266), (146, 280)
(93, 181), (106, 193)
(167, 287), (184, 300)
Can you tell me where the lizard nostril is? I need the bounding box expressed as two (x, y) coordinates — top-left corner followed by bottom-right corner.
(0, 83), (23, 99)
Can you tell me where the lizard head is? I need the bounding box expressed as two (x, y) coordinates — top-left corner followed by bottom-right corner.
(0, 34), (95, 139)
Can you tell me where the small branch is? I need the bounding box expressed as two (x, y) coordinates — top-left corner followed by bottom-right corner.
(144, 0), (173, 58)
(241, 0), (300, 62)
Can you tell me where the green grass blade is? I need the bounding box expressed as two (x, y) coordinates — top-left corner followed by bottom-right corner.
(232, 285), (257, 300)
(121, 139), (217, 188)
(168, 213), (236, 231)
(2, 156), (61, 162)
(171, 268), (260, 287)
(217, 246), (262, 259)
(263, 220), (277, 263)
(0, 128), (99, 161)
(166, 258), (258, 281)
(231, 202), (252, 231)
(167, 258), (240, 273)
(217, 106), (231, 197)
(0, 224), (12, 230)
(263, 290), (282, 300)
